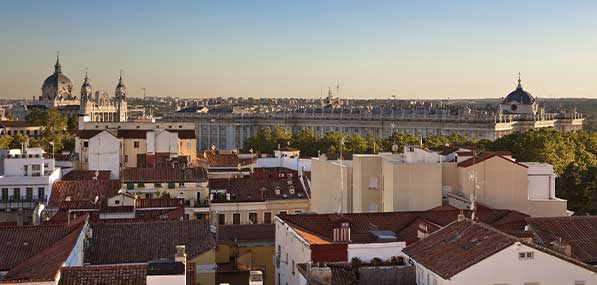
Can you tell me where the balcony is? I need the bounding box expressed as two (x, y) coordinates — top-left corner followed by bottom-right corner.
(0, 195), (47, 210)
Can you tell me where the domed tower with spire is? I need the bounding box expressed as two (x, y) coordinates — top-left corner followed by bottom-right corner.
(41, 53), (79, 108)
(79, 71), (93, 113)
(500, 73), (538, 116)
(115, 71), (128, 122)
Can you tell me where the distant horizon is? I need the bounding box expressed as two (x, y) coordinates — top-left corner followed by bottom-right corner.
(2, 1), (597, 99)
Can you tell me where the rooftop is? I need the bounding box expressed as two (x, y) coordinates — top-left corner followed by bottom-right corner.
(58, 265), (147, 285)
(403, 219), (597, 279)
(209, 169), (308, 202)
(84, 220), (215, 264)
(526, 216), (597, 264)
(122, 167), (207, 183)
(48, 180), (121, 209)
(278, 205), (528, 245)
(217, 224), (275, 245)
(0, 217), (86, 283)
(62, 170), (112, 181)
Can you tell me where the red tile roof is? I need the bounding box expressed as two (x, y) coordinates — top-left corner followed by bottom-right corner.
(48, 180), (121, 209)
(0, 218), (86, 283)
(122, 167), (207, 183)
(203, 151), (241, 168)
(62, 170), (112, 181)
(84, 220), (215, 264)
(217, 224), (275, 244)
(279, 205), (528, 245)
(3, 223), (85, 283)
(526, 216), (597, 264)
(403, 219), (597, 279)
(0, 223), (82, 271)
(58, 265), (147, 285)
(76, 130), (103, 139)
(209, 172), (308, 203)
(403, 219), (515, 279)
(0, 120), (40, 128)
(456, 151), (526, 168)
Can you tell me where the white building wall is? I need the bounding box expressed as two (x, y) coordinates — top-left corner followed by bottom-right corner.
(275, 217), (311, 285)
(347, 242), (406, 262)
(88, 131), (120, 179)
(525, 163), (556, 200)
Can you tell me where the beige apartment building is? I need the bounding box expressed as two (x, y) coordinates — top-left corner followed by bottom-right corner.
(76, 119), (198, 175)
(311, 147), (443, 214)
(310, 146), (567, 217)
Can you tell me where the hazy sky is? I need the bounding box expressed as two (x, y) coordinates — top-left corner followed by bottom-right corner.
(1, 0), (597, 100)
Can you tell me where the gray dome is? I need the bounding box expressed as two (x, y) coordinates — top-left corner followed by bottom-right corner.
(502, 79), (535, 105)
(42, 56), (73, 90)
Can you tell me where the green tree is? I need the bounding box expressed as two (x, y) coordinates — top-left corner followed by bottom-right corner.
(321, 132), (346, 154)
(291, 129), (320, 157)
(0, 136), (12, 149)
(347, 134), (367, 154)
(384, 132), (419, 153)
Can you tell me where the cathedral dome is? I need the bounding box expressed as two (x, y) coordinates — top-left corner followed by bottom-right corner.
(502, 78), (535, 105)
(41, 55), (73, 99)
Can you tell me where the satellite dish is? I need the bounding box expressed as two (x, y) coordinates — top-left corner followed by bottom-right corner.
(391, 144), (399, 152)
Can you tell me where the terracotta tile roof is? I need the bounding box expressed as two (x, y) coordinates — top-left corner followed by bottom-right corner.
(209, 171), (308, 203)
(403, 220), (515, 279)
(62, 170), (112, 181)
(76, 130), (103, 139)
(172, 130), (196, 139)
(84, 220), (215, 264)
(117, 129), (149, 139)
(0, 216), (86, 283)
(3, 223), (85, 283)
(48, 180), (121, 209)
(456, 151), (525, 168)
(279, 206), (528, 245)
(526, 216), (597, 264)
(122, 167), (207, 183)
(0, 120), (40, 128)
(217, 224), (275, 244)
(203, 151), (241, 167)
(58, 265), (147, 285)
(0, 222), (84, 272)
(403, 219), (597, 279)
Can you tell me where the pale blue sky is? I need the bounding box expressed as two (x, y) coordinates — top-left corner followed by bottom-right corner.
(1, 1), (597, 99)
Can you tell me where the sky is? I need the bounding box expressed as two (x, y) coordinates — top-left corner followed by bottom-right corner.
(1, 0), (597, 100)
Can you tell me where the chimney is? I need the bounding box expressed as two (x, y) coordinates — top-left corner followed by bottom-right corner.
(175, 245), (187, 263)
(309, 266), (332, 284)
(551, 239), (572, 257)
(333, 222), (351, 243)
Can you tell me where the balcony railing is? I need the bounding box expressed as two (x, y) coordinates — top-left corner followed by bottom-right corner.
(0, 195), (47, 210)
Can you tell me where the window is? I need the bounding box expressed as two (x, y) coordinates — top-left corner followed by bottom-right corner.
(233, 213), (240, 224)
(13, 188), (20, 200)
(168, 182), (176, 189)
(264, 212), (272, 224)
(279, 211), (287, 215)
(368, 177), (378, 190)
(126, 183), (135, 190)
(83, 141), (88, 148)
(178, 182), (185, 187)
(26, 188), (33, 200)
(519, 251), (534, 260)
(124, 155), (128, 163)
(292, 260), (295, 275)
(294, 210), (302, 214)
(23, 164), (28, 176)
(114, 200), (121, 205)
(1, 188), (8, 200)
(137, 183), (145, 188)
(134, 141), (140, 148)
(249, 212), (258, 224)
(154, 183), (162, 188)
(218, 214), (226, 225)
